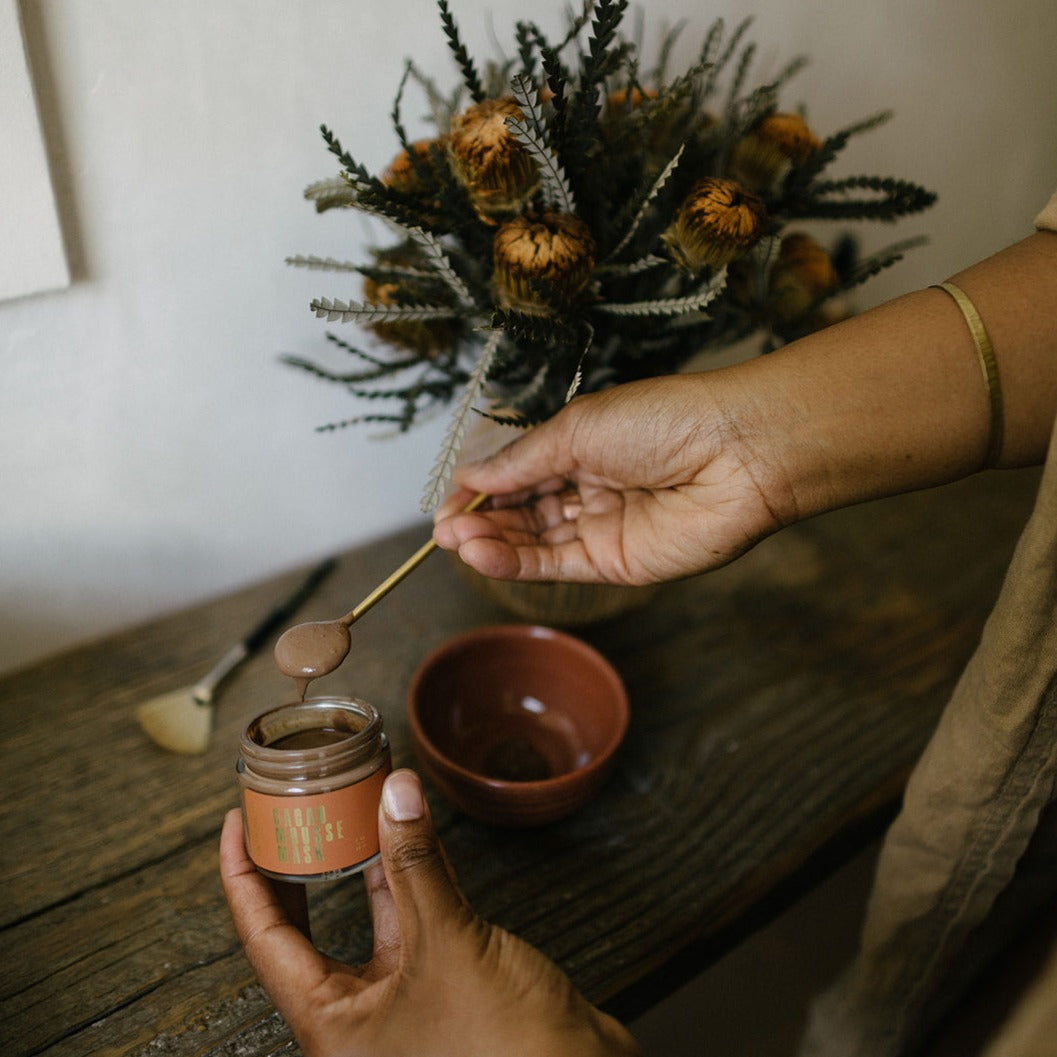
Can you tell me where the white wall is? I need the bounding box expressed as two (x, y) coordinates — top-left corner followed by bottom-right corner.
(3, 0), (1056, 675)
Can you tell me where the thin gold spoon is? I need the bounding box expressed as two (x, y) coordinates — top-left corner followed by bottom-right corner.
(274, 492), (489, 694)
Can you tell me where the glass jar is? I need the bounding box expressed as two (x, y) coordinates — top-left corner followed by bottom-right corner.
(236, 696), (391, 882)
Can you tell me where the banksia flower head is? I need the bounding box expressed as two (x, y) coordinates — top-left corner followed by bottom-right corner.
(601, 85), (678, 154)
(493, 210), (596, 313)
(449, 97), (539, 221)
(663, 178), (767, 272)
(361, 248), (457, 355)
(730, 112), (822, 191)
(605, 85), (656, 114)
(766, 232), (840, 325)
(381, 137), (447, 196)
(381, 138), (448, 227)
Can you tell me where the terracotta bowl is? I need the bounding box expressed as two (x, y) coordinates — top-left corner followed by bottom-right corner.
(407, 624), (629, 827)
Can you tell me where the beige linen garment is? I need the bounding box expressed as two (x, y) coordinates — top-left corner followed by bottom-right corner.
(799, 190), (1057, 1057)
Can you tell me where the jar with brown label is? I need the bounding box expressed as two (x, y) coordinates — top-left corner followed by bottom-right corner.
(236, 696), (391, 882)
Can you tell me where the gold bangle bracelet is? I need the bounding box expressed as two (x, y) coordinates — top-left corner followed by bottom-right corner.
(932, 280), (1004, 469)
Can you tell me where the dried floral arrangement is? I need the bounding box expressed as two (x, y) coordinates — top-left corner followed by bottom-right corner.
(283, 0), (936, 510)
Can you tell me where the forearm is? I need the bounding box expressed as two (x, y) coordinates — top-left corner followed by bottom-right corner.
(723, 231), (1057, 524)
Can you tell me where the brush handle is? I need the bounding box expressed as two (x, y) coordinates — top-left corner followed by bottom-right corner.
(193, 643), (250, 703)
(243, 557), (339, 653)
(192, 557), (338, 702)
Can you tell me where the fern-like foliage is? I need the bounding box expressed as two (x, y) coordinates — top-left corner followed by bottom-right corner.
(557, 0), (630, 213)
(281, 351), (419, 387)
(490, 307), (579, 347)
(564, 322), (595, 401)
(404, 227), (477, 308)
(842, 235), (929, 289)
(286, 255), (362, 272)
(319, 125), (374, 187)
(786, 176), (937, 221)
(596, 267), (727, 317)
(785, 111), (893, 191)
(310, 298), (463, 324)
(304, 177), (359, 213)
(606, 143), (684, 260)
(507, 74), (576, 214)
(421, 328), (502, 510)
(437, 0), (485, 104)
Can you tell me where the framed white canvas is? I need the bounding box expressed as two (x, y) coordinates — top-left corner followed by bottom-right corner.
(0, 0), (69, 301)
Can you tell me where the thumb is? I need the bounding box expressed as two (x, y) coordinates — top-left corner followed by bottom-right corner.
(378, 770), (471, 941)
(454, 415), (576, 498)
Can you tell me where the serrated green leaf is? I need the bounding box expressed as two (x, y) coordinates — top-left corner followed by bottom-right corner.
(310, 297), (463, 324)
(595, 267), (727, 317)
(421, 328), (503, 511)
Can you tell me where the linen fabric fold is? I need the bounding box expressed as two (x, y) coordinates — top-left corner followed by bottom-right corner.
(799, 187), (1057, 1057)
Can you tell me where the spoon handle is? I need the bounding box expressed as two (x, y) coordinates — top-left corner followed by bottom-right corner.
(340, 492), (488, 625)
(243, 557), (339, 652)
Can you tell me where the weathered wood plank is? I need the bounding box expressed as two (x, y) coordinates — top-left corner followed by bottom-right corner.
(0, 469), (1039, 1056)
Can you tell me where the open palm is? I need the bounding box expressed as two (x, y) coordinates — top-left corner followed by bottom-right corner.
(434, 373), (791, 585)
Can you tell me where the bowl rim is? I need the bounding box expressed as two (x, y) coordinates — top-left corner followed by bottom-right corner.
(407, 623), (629, 792)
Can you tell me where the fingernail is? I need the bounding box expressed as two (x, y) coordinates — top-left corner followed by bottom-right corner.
(383, 770), (424, 822)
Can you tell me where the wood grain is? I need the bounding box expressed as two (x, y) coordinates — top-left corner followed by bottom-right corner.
(0, 468), (1039, 1055)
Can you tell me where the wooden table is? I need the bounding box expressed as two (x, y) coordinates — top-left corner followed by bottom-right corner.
(0, 467), (1041, 1056)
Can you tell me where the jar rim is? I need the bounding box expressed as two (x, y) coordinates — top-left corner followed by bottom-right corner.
(239, 695), (385, 780)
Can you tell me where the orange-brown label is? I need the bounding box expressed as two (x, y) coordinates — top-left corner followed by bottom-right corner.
(242, 764), (390, 877)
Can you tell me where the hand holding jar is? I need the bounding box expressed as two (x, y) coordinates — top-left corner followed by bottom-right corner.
(219, 769), (641, 1057)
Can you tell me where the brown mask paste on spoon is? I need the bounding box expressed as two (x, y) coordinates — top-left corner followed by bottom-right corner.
(274, 620), (351, 699)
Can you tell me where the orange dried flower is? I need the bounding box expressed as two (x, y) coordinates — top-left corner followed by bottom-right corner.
(663, 178), (767, 271)
(730, 112), (822, 190)
(492, 211), (596, 312)
(362, 250), (456, 355)
(604, 86), (656, 114)
(380, 138), (448, 228)
(449, 98), (539, 221)
(766, 232), (839, 324)
(381, 137), (447, 196)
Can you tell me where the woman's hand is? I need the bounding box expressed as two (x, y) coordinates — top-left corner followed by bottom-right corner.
(433, 372), (794, 586)
(220, 770), (641, 1057)
(436, 231), (1057, 589)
